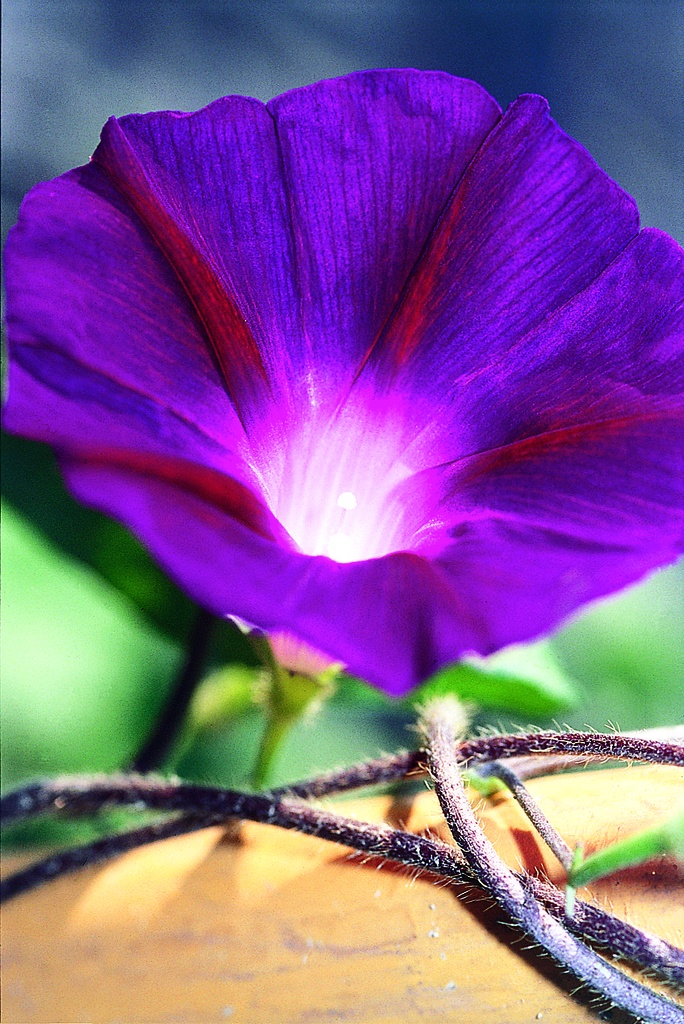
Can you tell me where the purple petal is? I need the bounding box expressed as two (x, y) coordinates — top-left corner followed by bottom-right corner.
(8, 71), (500, 457)
(65, 448), (294, 547)
(370, 231), (684, 655)
(94, 71), (501, 421)
(431, 516), (682, 668)
(93, 100), (295, 421)
(447, 227), (684, 461)
(59, 451), (683, 696)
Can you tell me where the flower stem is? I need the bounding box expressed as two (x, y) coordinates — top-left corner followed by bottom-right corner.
(252, 712), (295, 789)
(290, 729), (683, 797)
(249, 634), (335, 788)
(422, 700), (683, 1024)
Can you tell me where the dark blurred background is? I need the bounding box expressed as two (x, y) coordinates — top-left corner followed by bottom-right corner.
(2, 1), (683, 808)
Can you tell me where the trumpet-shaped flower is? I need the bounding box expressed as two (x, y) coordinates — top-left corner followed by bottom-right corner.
(4, 70), (684, 694)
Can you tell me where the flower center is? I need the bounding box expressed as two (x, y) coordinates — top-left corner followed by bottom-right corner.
(258, 405), (418, 562)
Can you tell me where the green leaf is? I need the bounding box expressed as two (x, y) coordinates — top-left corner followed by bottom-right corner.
(331, 674), (393, 708)
(569, 809), (684, 888)
(406, 641), (578, 718)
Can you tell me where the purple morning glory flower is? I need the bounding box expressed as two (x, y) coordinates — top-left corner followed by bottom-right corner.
(4, 69), (684, 695)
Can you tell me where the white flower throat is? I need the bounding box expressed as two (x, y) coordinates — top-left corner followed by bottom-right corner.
(255, 404), (420, 563)
(325, 491), (358, 561)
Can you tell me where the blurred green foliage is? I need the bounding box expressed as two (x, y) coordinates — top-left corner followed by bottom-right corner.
(554, 562), (684, 730)
(2, 434), (258, 663)
(1, 498), (180, 780)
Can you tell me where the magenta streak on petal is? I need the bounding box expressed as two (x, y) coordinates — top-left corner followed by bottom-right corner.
(60, 447), (294, 548)
(105, 95), (306, 437)
(349, 224), (683, 484)
(94, 118), (270, 423)
(394, 410), (684, 560)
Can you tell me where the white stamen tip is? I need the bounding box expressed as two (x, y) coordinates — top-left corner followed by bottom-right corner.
(337, 491), (357, 510)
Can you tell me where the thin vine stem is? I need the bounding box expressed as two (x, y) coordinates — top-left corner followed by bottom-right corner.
(457, 731), (684, 768)
(3, 728), (683, 1008)
(478, 760), (574, 871)
(2, 779), (683, 990)
(284, 729), (684, 795)
(422, 702), (684, 1024)
(4, 730), (682, 830)
(487, 726), (684, 784)
(1, 815), (213, 901)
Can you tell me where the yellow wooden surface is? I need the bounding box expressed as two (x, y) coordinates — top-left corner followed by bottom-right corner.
(2, 765), (683, 1024)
